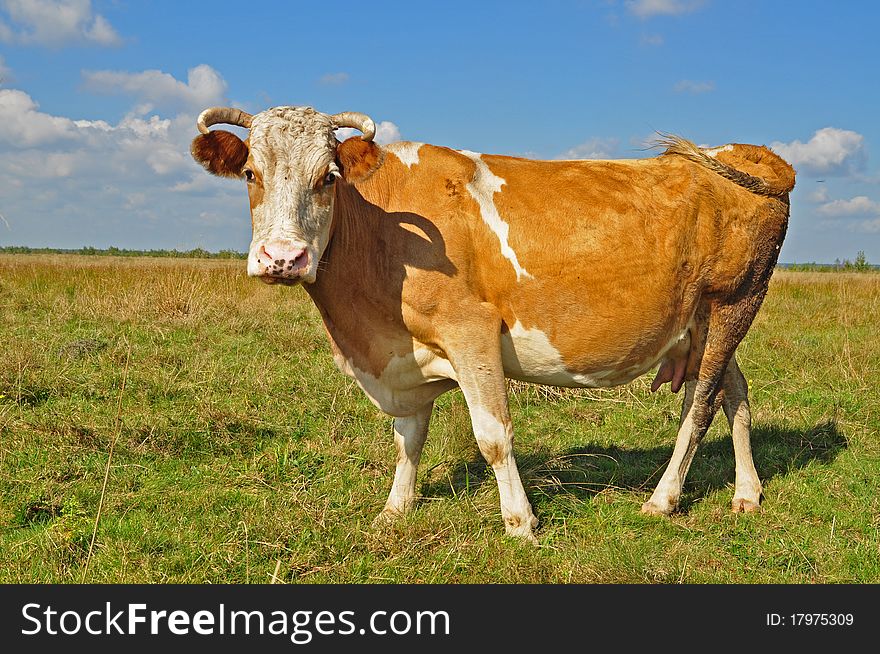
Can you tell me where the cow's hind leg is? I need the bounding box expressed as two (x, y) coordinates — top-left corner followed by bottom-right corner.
(642, 293), (767, 515)
(375, 401), (433, 524)
(641, 376), (721, 515)
(721, 356), (762, 512)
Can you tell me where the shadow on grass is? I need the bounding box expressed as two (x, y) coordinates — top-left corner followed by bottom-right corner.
(116, 419), (294, 457)
(420, 420), (846, 512)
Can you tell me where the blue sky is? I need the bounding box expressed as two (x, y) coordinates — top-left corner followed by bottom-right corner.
(1, 0), (878, 262)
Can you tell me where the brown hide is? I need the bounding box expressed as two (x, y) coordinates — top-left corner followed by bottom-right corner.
(309, 140), (792, 385)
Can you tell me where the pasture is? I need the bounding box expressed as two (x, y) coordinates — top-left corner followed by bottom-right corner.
(1, 254), (878, 583)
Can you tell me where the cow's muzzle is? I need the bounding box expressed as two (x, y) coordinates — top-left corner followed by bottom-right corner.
(251, 240), (311, 284)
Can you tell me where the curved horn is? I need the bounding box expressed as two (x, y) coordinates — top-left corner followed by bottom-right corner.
(197, 107), (253, 134)
(331, 111), (376, 142)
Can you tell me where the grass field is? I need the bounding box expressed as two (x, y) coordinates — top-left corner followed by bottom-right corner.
(1, 254), (878, 583)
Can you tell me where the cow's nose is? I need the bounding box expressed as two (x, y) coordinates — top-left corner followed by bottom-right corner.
(257, 241), (310, 277)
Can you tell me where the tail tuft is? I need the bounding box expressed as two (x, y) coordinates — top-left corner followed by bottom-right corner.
(655, 133), (795, 197)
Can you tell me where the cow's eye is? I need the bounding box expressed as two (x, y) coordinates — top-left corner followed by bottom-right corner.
(324, 171), (338, 185)
(244, 169), (255, 183)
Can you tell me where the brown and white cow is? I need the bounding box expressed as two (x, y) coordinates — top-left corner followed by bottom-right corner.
(191, 105), (795, 543)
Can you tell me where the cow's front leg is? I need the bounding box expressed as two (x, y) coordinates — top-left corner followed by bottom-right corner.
(376, 401), (433, 523)
(448, 311), (538, 544)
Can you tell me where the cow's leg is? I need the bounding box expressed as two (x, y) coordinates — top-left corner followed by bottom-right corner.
(461, 381), (538, 543)
(376, 401), (433, 523)
(642, 294), (766, 514)
(641, 377), (720, 515)
(721, 356), (762, 512)
(447, 310), (538, 543)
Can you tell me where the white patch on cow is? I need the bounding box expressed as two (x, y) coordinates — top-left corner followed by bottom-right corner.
(385, 141), (424, 168)
(501, 321), (615, 387)
(458, 150), (533, 281)
(331, 348), (457, 416)
(501, 320), (694, 388)
(469, 405), (508, 445)
(704, 144), (734, 158)
(410, 348), (458, 381)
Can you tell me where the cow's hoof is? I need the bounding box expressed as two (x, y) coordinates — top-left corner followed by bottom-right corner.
(641, 500), (675, 516)
(506, 527), (539, 546)
(504, 514), (539, 545)
(372, 508), (401, 528)
(732, 498), (762, 513)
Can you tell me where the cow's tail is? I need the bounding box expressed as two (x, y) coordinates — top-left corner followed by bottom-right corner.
(657, 133), (796, 198)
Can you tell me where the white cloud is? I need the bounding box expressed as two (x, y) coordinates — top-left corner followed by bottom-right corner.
(0, 54), (9, 81)
(0, 67), (253, 250)
(630, 132), (662, 151)
(0, 68), (411, 251)
(807, 185), (829, 203)
(6, 150), (80, 177)
(640, 33), (664, 46)
(335, 120), (401, 145)
(83, 13), (116, 44)
(816, 195), (880, 217)
(674, 79), (714, 94)
(0, 85), (203, 180)
(857, 218), (880, 233)
(626, 0), (704, 19)
(82, 64), (227, 113)
(124, 192), (146, 209)
(813, 192), (880, 235)
(375, 120), (401, 144)
(0, 88), (85, 145)
(771, 127), (865, 176)
(319, 72), (349, 86)
(557, 137), (620, 160)
(0, 0), (121, 47)
(170, 175), (217, 194)
(0, 97), (194, 178)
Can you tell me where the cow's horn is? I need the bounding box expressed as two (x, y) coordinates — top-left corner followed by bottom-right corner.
(331, 112), (376, 142)
(197, 107), (253, 134)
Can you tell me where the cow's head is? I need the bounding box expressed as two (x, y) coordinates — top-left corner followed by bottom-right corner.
(190, 106), (375, 284)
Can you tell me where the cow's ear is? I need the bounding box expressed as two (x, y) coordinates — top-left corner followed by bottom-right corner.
(191, 130), (249, 178)
(336, 137), (383, 183)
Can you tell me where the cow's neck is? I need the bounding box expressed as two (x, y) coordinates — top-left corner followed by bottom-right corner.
(307, 178), (392, 301)
(303, 174), (409, 374)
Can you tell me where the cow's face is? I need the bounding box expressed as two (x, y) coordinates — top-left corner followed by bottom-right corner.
(191, 106), (374, 285)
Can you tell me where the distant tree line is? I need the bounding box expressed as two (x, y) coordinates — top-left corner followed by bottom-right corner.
(780, 251), (876, 272)
(1, 246), (876, 272)
(0, 246), (247, 259)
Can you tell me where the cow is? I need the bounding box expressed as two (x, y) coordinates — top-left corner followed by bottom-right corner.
(190, 105), (795, 543)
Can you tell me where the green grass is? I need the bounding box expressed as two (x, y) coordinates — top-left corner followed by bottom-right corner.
(1, 255), (878, 583)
